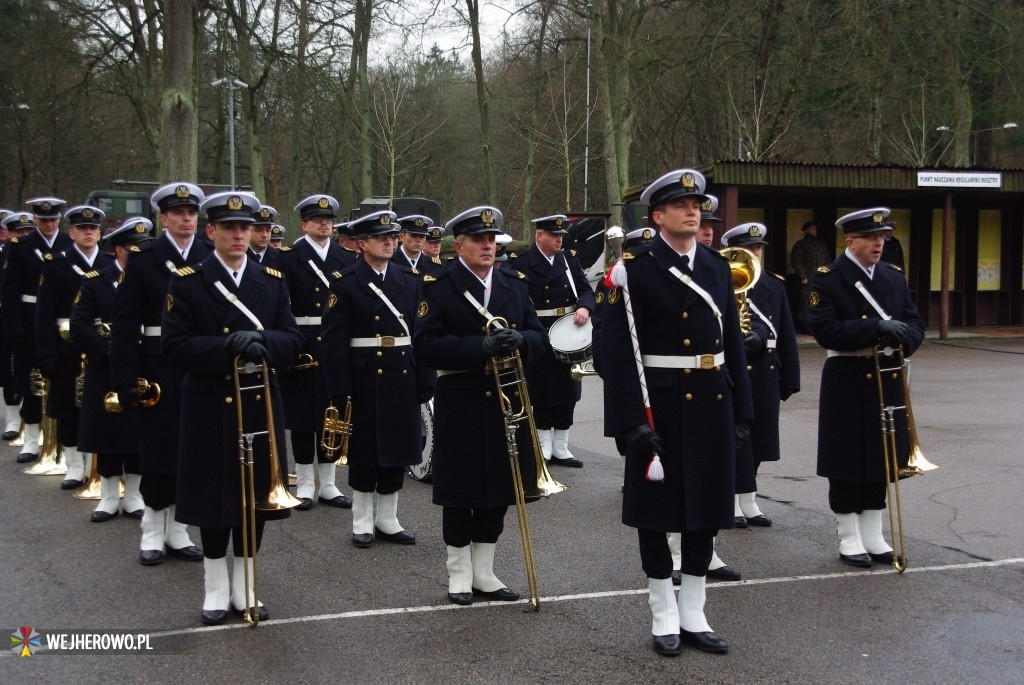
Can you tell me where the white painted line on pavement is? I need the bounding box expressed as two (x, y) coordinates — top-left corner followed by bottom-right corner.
(147, 557), (1024, 639)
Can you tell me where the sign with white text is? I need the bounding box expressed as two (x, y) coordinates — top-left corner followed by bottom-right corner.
(917, 171), (1002, 189)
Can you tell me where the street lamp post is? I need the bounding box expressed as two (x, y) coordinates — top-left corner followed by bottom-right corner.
(935, 122), (1017, 166)
(211, 78), (247, 190)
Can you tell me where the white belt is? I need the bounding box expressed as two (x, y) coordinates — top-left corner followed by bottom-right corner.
(536, 305), (577, 317)
(21, 294), (37, 304)
(826, 348), (872, 358)
(642, 352), (725, 370)
(294, 316), (322, 326)
(350, 335), (411, 348)
(437, 369), (469, 377)
(143, 326), (161, 337)
(766, 339), (777, 350)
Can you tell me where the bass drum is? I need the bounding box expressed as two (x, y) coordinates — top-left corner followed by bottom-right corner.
(548, 313), (593, 365)
(408, 400), (433, 483)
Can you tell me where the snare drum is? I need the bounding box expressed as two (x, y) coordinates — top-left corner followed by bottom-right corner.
(548, 313), (593, 365)
(408, 400), (433, 483)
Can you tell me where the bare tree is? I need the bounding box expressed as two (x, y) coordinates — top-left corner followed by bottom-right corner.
(160, 0), (199, 181)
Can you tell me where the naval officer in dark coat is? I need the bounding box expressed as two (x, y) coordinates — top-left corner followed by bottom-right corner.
(807, 207), (925, 568)
(72, 218), (153, 522)
(721, 222), (800, 528)
(413, 205), (548, 606)
(322, 211), (435, 549)
(162, 191), (302, 625)
(602, 169), (753, 657)
(110, 182), (209, 566)
(508, 214), (596, 468)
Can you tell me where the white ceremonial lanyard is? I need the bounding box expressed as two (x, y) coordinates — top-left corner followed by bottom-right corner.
(165, 260), (179, 276)
(561, 253), (579, 302)
(368, 281), (410, 337)
(71, 264), (85, 277)
(854, 280), (891, 320)
(462, 290), (503, 329)
(307, 259), (331, 288)
(747, 299), (776, 339)
(213, 281), (265, 331)
(667, 266), (724, 338)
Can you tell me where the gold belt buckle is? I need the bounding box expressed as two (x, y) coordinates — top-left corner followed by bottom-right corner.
(698, 354), (715, 369)
(555, 307), (566, 316)
(379, 335), (395, 348)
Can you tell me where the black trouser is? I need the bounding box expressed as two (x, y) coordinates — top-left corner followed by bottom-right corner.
(12, 336), (41, 423)
(140, 473), (177, 510)
(442, 506), (507, 547)
(828, 479), (886, 514)
(199, 521), (266, 559)
(0, 341), (18, 404)
(96, 452), (141, 478)
(533, 403), (575, 430)
(348, 463), (404, 494)
(638, 528), (716, 578)
(290, 430), (331, 464)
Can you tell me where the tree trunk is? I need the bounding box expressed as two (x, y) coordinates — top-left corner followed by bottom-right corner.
(467, 0), (494, 204)
(159, 0), (199, 181)
(521, 3), (552, 236)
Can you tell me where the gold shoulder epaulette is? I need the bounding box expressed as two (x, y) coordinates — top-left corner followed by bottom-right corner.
(508, 252), (518, 259)
(622, 251), (635, 261)
(570, 249), (577, 257)
(129, 245), (141, 253)
(431, 256), (442, 265)
(280, 246), (292, 252)
(9, 237), (17, 244)
(516, 270), (526, 279)
(331, 270), (343, 279)
(83, 270), (100, 279)
(817, 266), (830, 274)
(265, 267), (283, 279)
(772, 272), (785, 281)
(423, 274), (437, 283)
(44, 252), (53, 261)
(888, 263), (904, 272)
(176, 266), (197, 277)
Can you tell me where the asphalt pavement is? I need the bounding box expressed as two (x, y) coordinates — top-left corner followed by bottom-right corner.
(2, 336), (1022, 684)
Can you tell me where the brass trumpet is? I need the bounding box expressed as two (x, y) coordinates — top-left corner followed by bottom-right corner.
(485, 316), (566, 611)
(872, 344), (938, 573)
(103, 378), (162, 413)
(720, 246), (762, 334)
(569, 359), (597, 381)
(321, 397), (353, 465)
(292, 353), (319, 371)
(233, 356), (303, 625)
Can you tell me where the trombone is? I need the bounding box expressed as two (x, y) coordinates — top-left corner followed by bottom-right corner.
(233, 356), (303, 625)
(485, 316), (565, 611)
(322, 397), (352, 465)
(872, 343), (938, 573)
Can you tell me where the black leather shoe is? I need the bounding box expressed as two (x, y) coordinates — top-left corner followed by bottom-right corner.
(139, 549), (164, 566)
(549, 456), (583, 468)
(868, 551), (894, 564)
(16, 452), (38, 463)
(746, 514), (772, 527)
(318, 494), (352, 509)
(374, 528), (416, 545)
(233, 605), (269, 621)
(448, 592), (473, 605)
(681, 629), (728, 653)
(707, 565), (742, 581)
(352, 533), (373, 548)
(652, 634), (681, 656)
(671, 569), (682, 586)
(166, 545), (204, 561)
(840, 553), (873, 568)
(3, 430), (19, 440)
(200, 609), (228, 626)
(124, 508), (144, 520)
(734, 515), (748, 528)
(61, 478), (85, 490)
(472, 587), (520, 601)
(295, 497), (314, 511)
(91, 510), (119, 523)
